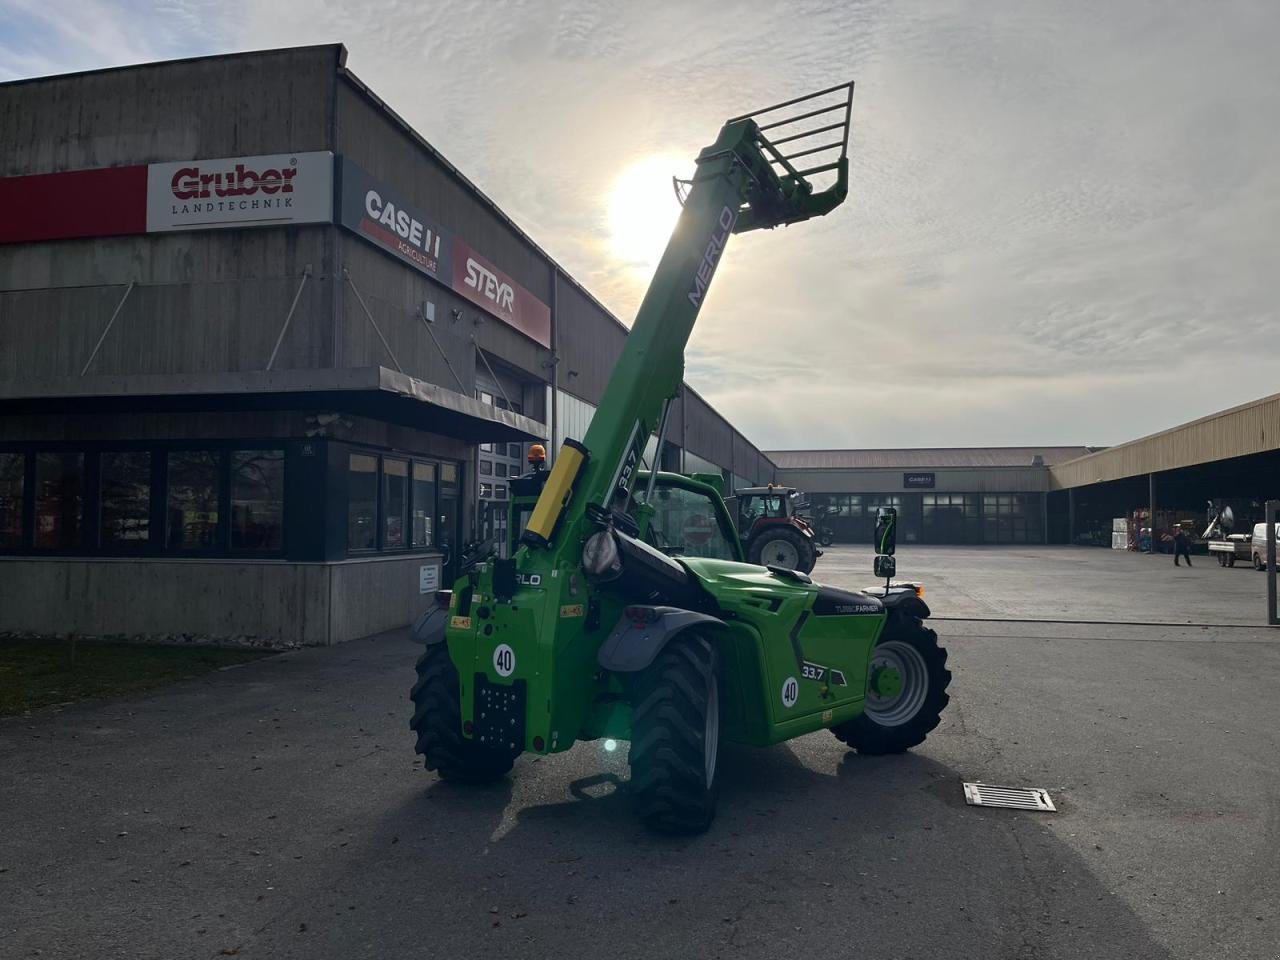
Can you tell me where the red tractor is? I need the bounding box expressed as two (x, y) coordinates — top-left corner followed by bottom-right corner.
(736, 484), (823, 573)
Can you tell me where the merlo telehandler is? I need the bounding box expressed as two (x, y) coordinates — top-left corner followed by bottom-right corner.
(411, 82), (951, 832)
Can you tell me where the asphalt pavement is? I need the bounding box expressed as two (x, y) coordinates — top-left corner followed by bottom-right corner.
(2, 547), (1279, 959)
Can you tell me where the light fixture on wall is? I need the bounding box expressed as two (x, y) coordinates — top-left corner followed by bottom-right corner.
(567, 369), (580, 379)
(541, 354), (561, 370)
(450, 308), (463, 323)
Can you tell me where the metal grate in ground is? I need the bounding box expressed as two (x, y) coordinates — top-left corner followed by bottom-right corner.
(963, 782), (1056, 811)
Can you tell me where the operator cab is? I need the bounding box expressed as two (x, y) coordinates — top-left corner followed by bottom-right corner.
(639, 472), (744, 563)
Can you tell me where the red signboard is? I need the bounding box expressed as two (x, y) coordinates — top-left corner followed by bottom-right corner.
(451, 238), (551, 348)
(0, 165), (148, 244)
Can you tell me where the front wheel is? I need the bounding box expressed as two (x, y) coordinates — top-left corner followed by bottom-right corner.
(629, 634), (721, 833)
(832, 619), (951, 755)
(410, 643), (518, 783)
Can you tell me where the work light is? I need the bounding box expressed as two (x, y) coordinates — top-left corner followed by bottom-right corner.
(582, 529), (623, 581)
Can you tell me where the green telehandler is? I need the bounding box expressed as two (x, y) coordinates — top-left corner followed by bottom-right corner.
(410, 82), (951, 832)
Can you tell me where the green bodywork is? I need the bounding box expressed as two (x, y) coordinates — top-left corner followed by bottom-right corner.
(441, 85), (882, 755)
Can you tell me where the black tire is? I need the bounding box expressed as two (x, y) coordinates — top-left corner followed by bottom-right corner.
(629, 634), (721, 834)
(748, 526), (815, 572)
(832, 618), (951, 755)
(409, 643), (517, 783)
(1255, 553), (1265, 571)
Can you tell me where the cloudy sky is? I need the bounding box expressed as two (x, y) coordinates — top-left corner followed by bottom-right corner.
(2, 0), (1277, 450)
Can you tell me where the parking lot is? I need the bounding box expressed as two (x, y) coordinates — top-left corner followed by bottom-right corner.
(2, 546), (1278, 959)
(822, 543), (1275, 625)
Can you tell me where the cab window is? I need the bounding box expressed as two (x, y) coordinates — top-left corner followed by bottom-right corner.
(648, 485), (737, 560)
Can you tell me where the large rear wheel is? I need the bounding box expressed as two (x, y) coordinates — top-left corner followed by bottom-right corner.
(832, 619), (950, 755)
(410, 643), (517, 783)
(629, 634), (721, 833)
(748, 526), (815, 573)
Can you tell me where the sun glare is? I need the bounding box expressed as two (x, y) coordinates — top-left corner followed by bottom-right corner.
(607, 155), (684, 271)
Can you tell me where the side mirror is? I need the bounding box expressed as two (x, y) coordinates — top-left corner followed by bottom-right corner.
(873, 554), (896, 579)
(874, 507), (897, 556)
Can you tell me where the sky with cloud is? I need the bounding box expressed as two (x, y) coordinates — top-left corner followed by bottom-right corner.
(2, 0), (1276, 450)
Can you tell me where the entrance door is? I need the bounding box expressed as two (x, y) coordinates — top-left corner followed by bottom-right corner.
(439, 462), (462, 582)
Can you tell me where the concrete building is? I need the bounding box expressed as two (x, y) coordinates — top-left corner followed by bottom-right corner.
(774, 392), (1280, 547)
(0, 44), (775, 646)
(771, 447), (1094, 545)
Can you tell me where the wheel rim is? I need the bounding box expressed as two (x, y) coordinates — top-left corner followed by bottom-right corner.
(761, 538), (800, 568)
(704, 673), (720, 785)
(865, 640), (929, 727)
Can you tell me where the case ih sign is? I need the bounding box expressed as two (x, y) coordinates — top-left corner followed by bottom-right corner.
(337, 158), (551, 348)
(337, 158), (451, 280)
(146, 152), (333, 231)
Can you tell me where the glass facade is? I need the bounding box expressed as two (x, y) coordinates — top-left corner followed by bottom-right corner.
(231, 450), (284, 551)
(0, 451), (25, 549)
(35, 452), (83, 549)
(809, 491), (1043, 545)
(166, 451), (221, 551)
(100, 451), (151, 547)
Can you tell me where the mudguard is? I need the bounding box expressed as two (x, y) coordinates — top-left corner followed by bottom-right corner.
(597, 605), (726, 673)
(877, 587), (931, 621)
(411, 607), (449, 645)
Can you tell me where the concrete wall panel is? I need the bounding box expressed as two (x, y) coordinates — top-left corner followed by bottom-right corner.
(0, 558), (330, 645)
(0, 46), (339, 176)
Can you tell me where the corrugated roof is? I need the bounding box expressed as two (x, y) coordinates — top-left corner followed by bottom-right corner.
(768, 447), (1098, 470)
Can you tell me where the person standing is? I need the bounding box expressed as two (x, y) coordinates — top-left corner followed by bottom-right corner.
(1173, 525), (1193, 567)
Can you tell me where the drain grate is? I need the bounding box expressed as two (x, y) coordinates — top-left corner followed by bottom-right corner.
(963, 782), (1056, 812)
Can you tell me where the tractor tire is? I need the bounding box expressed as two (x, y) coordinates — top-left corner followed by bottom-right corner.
(410, 643), (517, 783)
(832, 618), (951, 756)
(748, 527), (815, 573)
(629, 633), (721, 834)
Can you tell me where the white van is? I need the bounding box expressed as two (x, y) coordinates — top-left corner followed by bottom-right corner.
(1250, 522), (1280, 570)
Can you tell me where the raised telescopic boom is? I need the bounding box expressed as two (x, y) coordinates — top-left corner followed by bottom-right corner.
(522, 81), (854, 555)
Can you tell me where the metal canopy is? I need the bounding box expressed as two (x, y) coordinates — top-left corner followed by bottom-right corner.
(0, 366), (546, 444)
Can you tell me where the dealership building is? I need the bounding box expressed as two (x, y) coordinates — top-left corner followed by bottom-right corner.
(774, 391), (1280, 547)
(0, 45), (776, 646)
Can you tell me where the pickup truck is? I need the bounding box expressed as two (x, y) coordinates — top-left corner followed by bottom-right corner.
(1208, 534), (1253, 567)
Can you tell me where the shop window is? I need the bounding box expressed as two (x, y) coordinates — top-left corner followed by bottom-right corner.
(480, 482), (492, 499)
(0, 452), (24, 549)
(167, 451), (220, 550)
(508, 443), (522, 460)
(494, 484), (507, 500)
(411, 462), (436, 548)
(34, 452), (84, 549)
(439, 463), (460, 562)
(495, 462), (508, 478)
(101, 451), (151, 547)
(383, 458), (408, 549)
(348, 453), (378, 551)
(231, 450), (284, 551)
(479, 460), (493, 476)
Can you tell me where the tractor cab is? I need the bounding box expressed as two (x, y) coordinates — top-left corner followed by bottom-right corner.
(735, 484), (822, 573)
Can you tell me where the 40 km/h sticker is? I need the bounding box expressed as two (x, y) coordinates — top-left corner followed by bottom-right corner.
(781, 676), (799, 709)
(493, 644), (516, 677)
